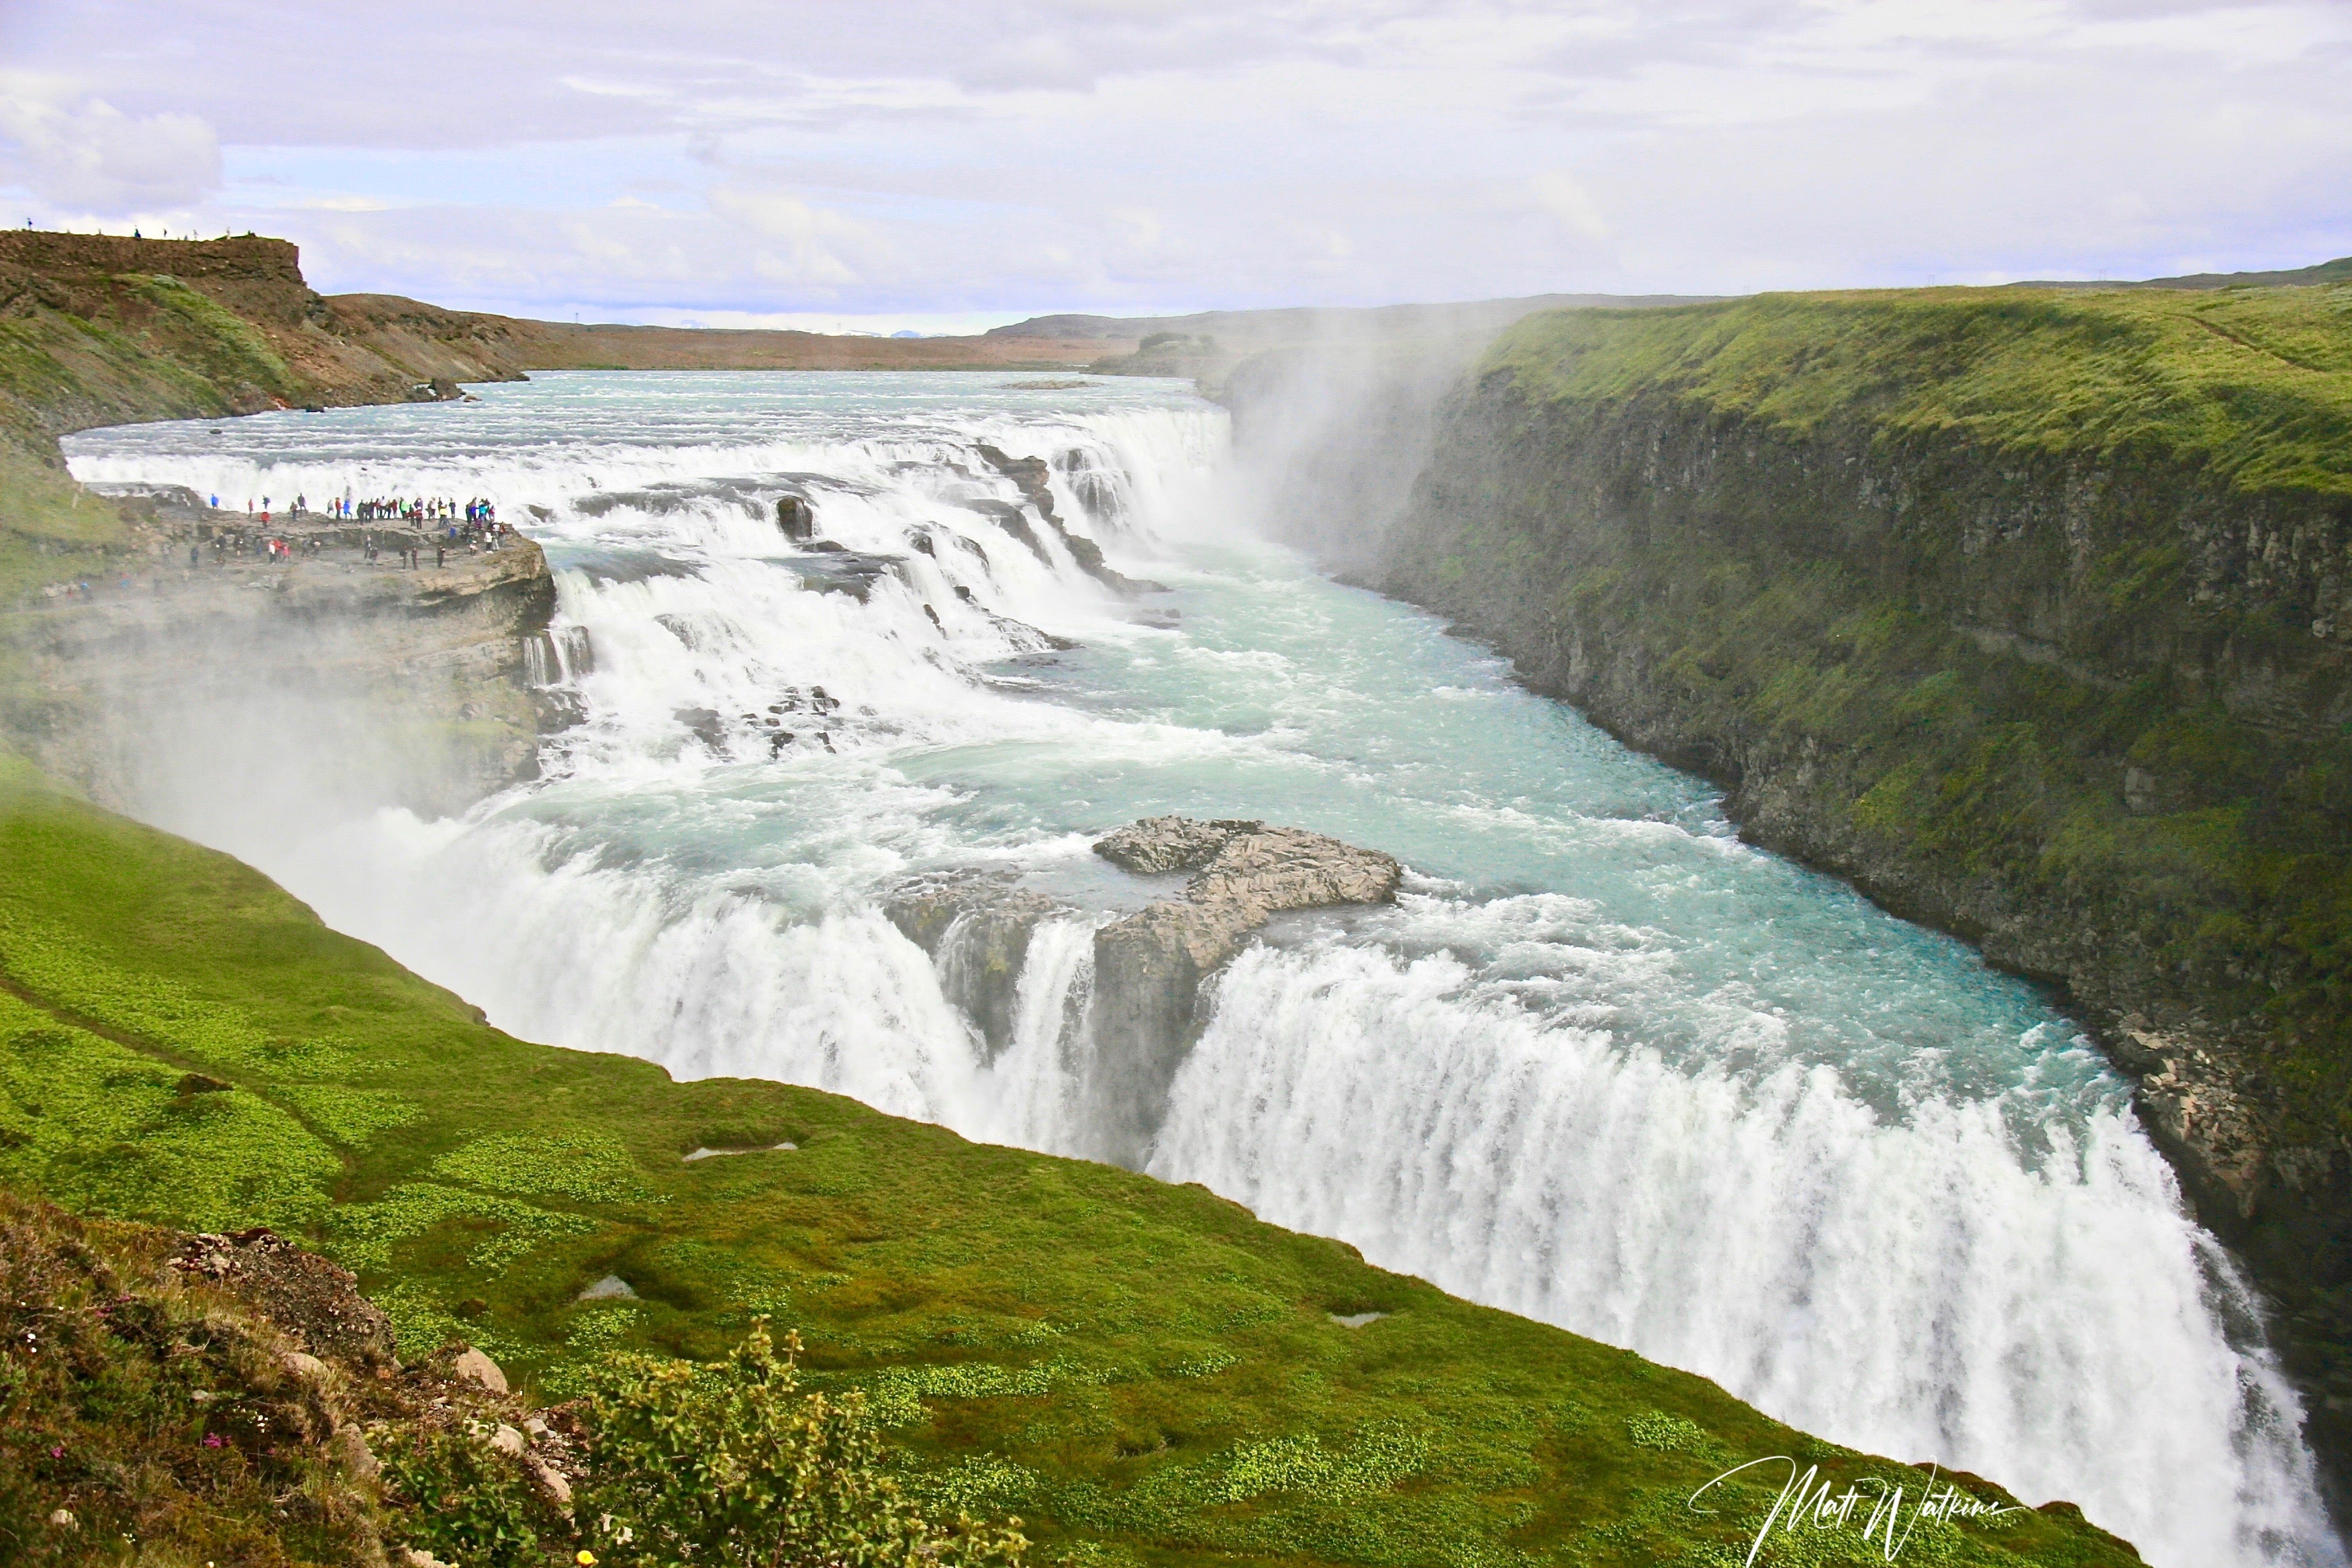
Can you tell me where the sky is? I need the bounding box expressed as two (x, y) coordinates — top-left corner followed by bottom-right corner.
(1, 1), (2347, 334)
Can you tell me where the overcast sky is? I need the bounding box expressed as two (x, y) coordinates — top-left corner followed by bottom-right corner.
(2, 1), (2347, 332)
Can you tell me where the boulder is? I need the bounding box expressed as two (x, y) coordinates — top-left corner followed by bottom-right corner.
(491, 1423), (527, 1457)
(329, 1424), (380, 1479)
(775, 495), (816, 540)
(527, 1456), (574, 1506)
(450, 1347), (508, 1395)
(1094, 816), (1262, 875)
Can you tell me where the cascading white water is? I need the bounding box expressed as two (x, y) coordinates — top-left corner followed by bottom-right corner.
(64, 372), (2344, 1567)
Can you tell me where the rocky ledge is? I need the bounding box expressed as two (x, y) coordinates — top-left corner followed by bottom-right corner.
(1088, 816), (1401, 1164)
(8, 503), (556, 818)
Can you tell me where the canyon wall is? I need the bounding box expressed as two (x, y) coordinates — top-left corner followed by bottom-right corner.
(1228, 281), (2352, 1454)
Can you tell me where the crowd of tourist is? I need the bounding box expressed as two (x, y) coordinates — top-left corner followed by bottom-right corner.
(211, 493), (499, 528)
(30, 493), (520, 607)
(185, 491), (514, 569)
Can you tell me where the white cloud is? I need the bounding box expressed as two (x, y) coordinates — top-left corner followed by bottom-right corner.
(0, 2), (2344, 313)
(1528, 172), (1611, 241)
(707, 187), (880, 287)
(0, 76), (221, 213)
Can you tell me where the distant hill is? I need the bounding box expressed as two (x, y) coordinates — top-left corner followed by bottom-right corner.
(2021, 255), (2352, 291)
(985, 293), (1715, 344)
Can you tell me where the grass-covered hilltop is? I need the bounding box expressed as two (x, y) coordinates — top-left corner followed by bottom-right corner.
(0, 764), (2140, 1566)
(1230, 264), (2352, 1481)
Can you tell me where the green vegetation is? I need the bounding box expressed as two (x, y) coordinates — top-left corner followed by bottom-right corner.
(581, 1320), (1029, 1568)
(0, 1191), (391, 1567)
(1430, 283), (2352, 1149)
(1490, 282), (2352, 495)
(0, 1193), (1006, 1568)
(0, 758), (2135, 1564)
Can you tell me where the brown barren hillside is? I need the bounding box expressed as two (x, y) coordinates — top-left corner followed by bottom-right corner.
(356, 299), (1124, 372)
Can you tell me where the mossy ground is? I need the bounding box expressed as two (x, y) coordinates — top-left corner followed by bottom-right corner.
(1489, 281), (2352, 495)
(0, 757), (2135, 1566)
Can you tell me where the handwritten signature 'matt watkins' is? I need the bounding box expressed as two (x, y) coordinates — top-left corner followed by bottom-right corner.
(1691, 1456), (2024, 1565)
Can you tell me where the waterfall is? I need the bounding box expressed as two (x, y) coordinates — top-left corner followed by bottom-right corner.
(63, 371), (2344, 1567)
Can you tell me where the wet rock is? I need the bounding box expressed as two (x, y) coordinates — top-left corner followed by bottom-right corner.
(886, 871), (1071, 1059)
(963, 499), (1053, 565)
(973, 443), (1058, 518)
(674, 706), (727, 750)
(2134, 1033), (2269, 1218)
(776, 494), (816, 540)
(1095, 815), (1262, 875)
(1187, 823), (1403, 913)
(972, 444), (1144, 597)
(1087, 817), (1402, 1165)
(1057, 448), (1127, 524)
(785, 552), (898, 601)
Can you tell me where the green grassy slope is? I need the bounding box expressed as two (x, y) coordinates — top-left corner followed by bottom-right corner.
(1489, 283), (2352, 495)
(0, 758), (2134, 1566)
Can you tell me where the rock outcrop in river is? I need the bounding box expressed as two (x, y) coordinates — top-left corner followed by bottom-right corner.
(885, 816), (1401, 1166)
(1089, 816), (1402, 1165)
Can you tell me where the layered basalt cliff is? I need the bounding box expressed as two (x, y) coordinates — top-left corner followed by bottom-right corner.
(1228, 281), (2352, 1472)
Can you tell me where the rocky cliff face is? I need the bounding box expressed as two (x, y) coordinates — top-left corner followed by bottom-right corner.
(1225, 287), (2352, 1484)
(1370, 385), (2352, 1220)
(0, 234), (562, 820)
(11, 502), (556, 820)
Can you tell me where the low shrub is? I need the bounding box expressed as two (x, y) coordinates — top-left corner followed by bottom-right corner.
(579, 1320), (1029, 1568)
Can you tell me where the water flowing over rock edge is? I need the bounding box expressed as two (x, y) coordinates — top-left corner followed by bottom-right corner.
(1218, 287), (2352, 1515)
